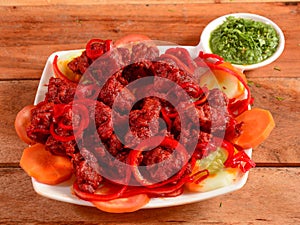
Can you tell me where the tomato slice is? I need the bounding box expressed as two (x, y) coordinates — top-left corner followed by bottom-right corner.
(114, 34), (151, 47)
(92, 194), (150, 213)
(15, 105), (35, 145)
(20, 143), (73, 185)
(199, 62), (247, 99)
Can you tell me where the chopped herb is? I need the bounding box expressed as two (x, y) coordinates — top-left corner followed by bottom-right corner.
(275, 96), (284, 101)
(209, 16), (279, 65)
(274, 66), (281, 71)
(247, 80), (254, 86)
(75, 17), (82, 24)
(219, 202), (223, 208)
(247, 80), (261, 88)
(255, 83), (261, 88)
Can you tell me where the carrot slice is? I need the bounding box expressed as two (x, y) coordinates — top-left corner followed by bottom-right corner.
(20, 143), (73, 185)
(232, 108), (275, 149)
(92, 194), (150, 213)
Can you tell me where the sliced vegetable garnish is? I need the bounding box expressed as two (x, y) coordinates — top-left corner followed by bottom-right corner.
(15, 105), (36, 145)
(224, 150), (256, 173)
(196, 147), (228, 174)
(114, 34), (151, 47)
(73, 182), (128, 201)
(92, 193), (150, 213)
(49, 103), (90, 142)
(222, 140), (255, 173)
(53, 55), (81, 82)
(15, 35), (276, 213)
(185, 168), (239, 192)
(196, 51), (252, 116)
(231, 108), (275, 149)
(86, 38), (112, 59)
(20, 143), (73, 185)
(199, 62), (246, 99)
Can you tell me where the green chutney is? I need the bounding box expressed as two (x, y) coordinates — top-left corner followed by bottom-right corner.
(209, 16), (280, 65)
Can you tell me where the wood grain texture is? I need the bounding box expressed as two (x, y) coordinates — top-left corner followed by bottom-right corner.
(0, 0), (299, 6)
(1, 78), (299, 165)
(0, 2), (299, 224)
(0, 3), (299, 80)
(0, 80), (39, 164)
(0, 167), (299, 224)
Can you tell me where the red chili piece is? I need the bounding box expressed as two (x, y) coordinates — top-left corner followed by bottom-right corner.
(180, 82), (202, 99)
(53, 55), (72, 82)
(86, 39), (112, 60)
(50, 103), (90, 142)
(166, 47), (197, 71)
(160, 108), (173, 131)
(198, 51), (224, 62)
(193, 86), (209, 106)
(222, 140), (256, 173)
(190, 169), (210, 184)
(159, 53), (195, 75)
(73, 182), (128, 201)
(129, 136), (189, 188)
(121, 176), (191, 198)
(195, 52), (252, 116)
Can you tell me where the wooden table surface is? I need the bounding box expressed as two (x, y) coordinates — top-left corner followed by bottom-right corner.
(0, 1), (299, 224)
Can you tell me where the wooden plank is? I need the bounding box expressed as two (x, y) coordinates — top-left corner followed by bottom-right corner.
(249, 77), (300, 165)
(0, 1), (299, 6)
(1, 78), (299, 164)
(0, 44), (83, 80)
(0, 167), (299, 224)
(0, 3), (299, 79)
(0, 80), (39, 164)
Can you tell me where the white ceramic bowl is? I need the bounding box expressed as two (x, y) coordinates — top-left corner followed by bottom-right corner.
(200, 13), (285, 71)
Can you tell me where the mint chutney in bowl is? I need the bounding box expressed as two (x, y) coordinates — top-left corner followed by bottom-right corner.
(200, 13), (285, 70)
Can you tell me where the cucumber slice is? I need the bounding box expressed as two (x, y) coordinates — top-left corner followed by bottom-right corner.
(197, 168), (239, 192)
(197, 147), (228, 174)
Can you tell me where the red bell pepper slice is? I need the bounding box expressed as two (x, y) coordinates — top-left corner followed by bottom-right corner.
(53, 55), (70, 82)
(195, 52), (252, 116)
(53, 55), (81, 83)
(198, 51), (224, 62)
(50, 103), (90, 142)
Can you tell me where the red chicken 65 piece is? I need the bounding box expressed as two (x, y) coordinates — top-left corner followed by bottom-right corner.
(15, 35), (275, 213)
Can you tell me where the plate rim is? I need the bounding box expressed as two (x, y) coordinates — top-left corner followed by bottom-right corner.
(32, 47), (252, 209)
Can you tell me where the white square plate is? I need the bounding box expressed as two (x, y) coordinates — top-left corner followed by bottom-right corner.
(32, 47), (252, 209)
